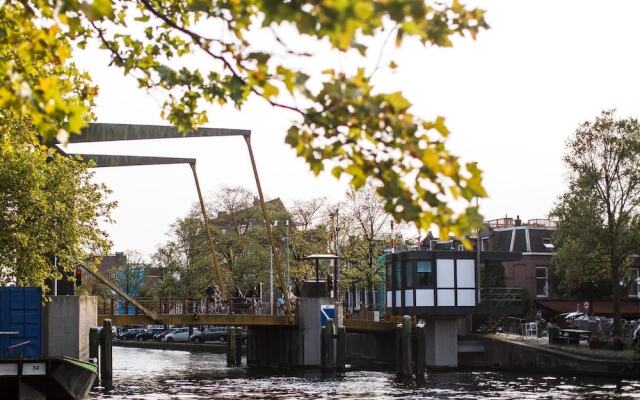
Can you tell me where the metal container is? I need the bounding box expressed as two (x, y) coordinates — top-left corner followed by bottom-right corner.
(0, 287), (42, 358)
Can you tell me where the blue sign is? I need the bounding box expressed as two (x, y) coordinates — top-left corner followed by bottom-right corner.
(320, 304), (335, 327)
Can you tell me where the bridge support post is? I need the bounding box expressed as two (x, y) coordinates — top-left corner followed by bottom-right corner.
(100, 319), (113, 384)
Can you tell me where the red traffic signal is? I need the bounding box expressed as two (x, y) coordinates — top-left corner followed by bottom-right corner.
(74, 267), (82, 287)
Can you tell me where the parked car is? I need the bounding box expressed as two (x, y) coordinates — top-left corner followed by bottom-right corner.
(117, 328), (147, 340)
(135, 328), (166, 341)
(154, 329), (175, 341)
(96, 326), (118, 338)
(189, 327), (227, 343)
(163, 327), (200, 342)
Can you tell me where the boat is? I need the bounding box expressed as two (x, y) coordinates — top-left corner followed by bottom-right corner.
(0, 356), (97, 399)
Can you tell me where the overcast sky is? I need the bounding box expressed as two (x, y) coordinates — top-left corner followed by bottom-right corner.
(63, 1), (640, 257)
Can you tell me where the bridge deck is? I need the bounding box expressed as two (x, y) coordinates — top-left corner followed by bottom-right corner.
(98, 313), (396, 333)
(98, 313), (295, 327)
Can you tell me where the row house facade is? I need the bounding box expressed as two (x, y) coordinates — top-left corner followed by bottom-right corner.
(484, 216), (640, 318)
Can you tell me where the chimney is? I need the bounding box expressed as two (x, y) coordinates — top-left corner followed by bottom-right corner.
(515, 215), (522, 226)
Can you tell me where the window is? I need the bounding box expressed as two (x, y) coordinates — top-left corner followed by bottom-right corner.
(385, 264), (391, 288)
(405, 261), (413, 288)
(542, 238), (555, 250)
(393, 261), (401, 289)
(481, 237), (489, 251)
(416, 261), (433, 287)
(629, 268), (639, 298)
(536, 266), (548, 297)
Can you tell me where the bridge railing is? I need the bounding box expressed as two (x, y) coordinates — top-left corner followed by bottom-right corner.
(98, 296), (292, 317)
(479, 287), (525, 307)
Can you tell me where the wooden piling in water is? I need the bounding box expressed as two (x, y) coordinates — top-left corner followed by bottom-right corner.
(325, 319), (335, 371)
(100, 319), (113, 383)
(235, 330), (243, 366)
(394, 324), (402, 376)
(401, 315), (412, 378)
(415, 322), (426, 379)
(89, 328), (99, 362)
(336, 326), (346, 372)
(226, 326), (237, 366)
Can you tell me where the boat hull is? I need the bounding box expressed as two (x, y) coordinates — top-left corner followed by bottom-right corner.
(0, 357), (97, 400)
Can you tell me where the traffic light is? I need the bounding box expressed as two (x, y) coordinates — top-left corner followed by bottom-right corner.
(74, 267), (82, 287)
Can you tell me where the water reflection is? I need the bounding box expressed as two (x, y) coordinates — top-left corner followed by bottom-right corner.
(90, 347), (640, 399)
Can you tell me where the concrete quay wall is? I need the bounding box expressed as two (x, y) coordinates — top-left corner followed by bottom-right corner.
(476, 335), (640, 378)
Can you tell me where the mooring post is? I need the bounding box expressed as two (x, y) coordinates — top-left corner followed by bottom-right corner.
(401, 315), (412, 377)
(89, 328), (99, 362)
(226, 326), (237, 366)
(336, 326), (346, 372)
(100, 319), (113, 383)
(235, 329), (243, 366)
(325, 319), (335, 371)
(415, 322), (426, 379)
(320, 326), (326, 369)
(394, 323), (402, 376)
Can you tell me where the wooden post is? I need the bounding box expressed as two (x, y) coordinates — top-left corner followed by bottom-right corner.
(235, 329), (243, 366)
(100, 319), (113, 383)
(394, 324), (402, 377)
(89, 328), (99, 362)
(226, 326), (237, 366)
(401, 315), (412, 378)
(320, 326), (326, 369)
(336, 326), (346, 372)
(415, 322), (426, 379)
(323, 319), (335, 371)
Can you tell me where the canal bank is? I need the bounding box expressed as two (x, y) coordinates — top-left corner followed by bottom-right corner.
(470, 333), (640, 378)
(113, 340), (245, 354)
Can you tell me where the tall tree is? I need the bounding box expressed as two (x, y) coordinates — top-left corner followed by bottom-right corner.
(340, 184), (389, 306)
(552, 110), (640, 335)
(2, 1), (488, 238)
(290, 197), (326, 231)
(0, 116), (114, 290)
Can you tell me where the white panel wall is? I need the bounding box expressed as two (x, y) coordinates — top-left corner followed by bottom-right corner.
(457, 289), (476, 306)
(437, 289), (455, 306)
(386, 291), (392, 308)
(456, 259), (475, 288)
(415, 289), (434, 306)
(437, 259), (455, 288)
(395, 291), (401, 307)
(404, 291), (414, 307)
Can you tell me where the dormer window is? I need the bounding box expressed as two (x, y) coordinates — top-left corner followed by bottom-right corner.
(542, 238), (555, 250)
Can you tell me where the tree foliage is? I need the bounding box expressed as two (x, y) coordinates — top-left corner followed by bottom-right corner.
(0, 116), (114, 290)
(552, 110), (640, 335)
(3, 0), (488, 239)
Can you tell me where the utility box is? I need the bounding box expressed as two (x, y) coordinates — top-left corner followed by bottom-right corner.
(0, 287), (42, 358)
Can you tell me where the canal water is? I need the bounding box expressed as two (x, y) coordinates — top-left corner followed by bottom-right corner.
(90, 347), (640, 399)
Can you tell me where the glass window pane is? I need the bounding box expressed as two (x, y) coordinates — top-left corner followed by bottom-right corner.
(386, 264), (391, 288)
(394, 261), (401, 288)
(405, 262), (413, 288)
(536, 267), (547, 278)
(416, 261), (432, 287)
